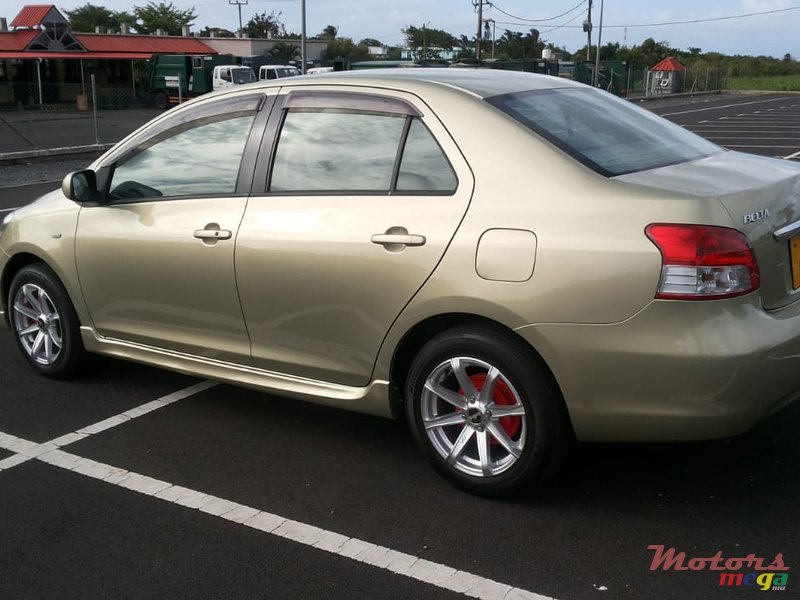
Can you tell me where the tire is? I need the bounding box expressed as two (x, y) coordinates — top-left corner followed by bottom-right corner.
(153, 91), (169, 110)
(406, 326), (573, 497)
(8, 264), (86, 379)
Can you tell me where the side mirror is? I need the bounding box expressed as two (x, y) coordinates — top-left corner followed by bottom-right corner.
(62, 170), (98, 204)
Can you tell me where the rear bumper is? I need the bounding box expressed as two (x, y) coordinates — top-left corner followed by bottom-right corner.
(517, 294), (800, 442)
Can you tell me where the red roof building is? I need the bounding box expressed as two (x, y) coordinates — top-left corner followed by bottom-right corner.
(9, 4), (64, 29)
(650, 57), (687, 72)
(0, 4), (216, 60)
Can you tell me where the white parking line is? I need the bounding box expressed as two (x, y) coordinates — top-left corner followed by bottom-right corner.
(659, 97), (796, 116)
(0, 418), (552, 599)
(722, 144), (800, 149)
(785, 150), (800, 159)
(0, 380), (217, 471)
(0, 207), (20, 213)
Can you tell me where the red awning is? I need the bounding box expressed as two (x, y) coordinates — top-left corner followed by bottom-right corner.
(75, 33), (216, 55)
(0, 51), (154, 59)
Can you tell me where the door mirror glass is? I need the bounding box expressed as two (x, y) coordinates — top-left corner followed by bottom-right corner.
(62, 170), (98, 204)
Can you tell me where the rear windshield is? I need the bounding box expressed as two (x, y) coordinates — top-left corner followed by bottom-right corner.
(486, 87), (722, 177)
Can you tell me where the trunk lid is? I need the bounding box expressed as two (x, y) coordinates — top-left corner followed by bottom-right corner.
(616, 151), (800, 309)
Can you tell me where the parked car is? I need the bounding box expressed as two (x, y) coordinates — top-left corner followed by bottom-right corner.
(2, 70), (799, 496)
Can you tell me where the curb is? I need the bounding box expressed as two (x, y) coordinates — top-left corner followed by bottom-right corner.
(0, 143), (114, 164)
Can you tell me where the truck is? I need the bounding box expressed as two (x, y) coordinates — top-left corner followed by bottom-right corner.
(139, 54), (256, 108)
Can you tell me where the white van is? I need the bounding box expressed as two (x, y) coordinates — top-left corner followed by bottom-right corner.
(258, 65), (301, 80)
(306, 66), (334, 75)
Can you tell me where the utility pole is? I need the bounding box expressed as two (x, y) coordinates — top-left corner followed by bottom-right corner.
(484, 18), (495, 59)
(422, 21), (429, 62)
(473, 0), (491, 62)
(583, 0), (592, 60)
(301, 0), (306, 73)
(593, 0), (605, 87)
(475, 0), (483, 61)
(229, 0), (248, 38)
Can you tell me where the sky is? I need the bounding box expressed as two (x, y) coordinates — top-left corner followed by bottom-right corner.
(12, 0), (799, 58)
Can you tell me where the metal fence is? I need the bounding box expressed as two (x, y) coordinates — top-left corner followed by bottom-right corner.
(0, 81), (136, 111)
(595, 66), (725, 98)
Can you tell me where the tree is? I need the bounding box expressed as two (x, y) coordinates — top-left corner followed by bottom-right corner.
(322, 37), (368, 60)
(358, 38), (383, 48)
(270, 42), (300, 61)
(244, 11), (284, 39)
(65, 3), (134, 33)
(320, 25), (338, 40)
(132, 2), (196, 36)
(402, 25), (455, 61)
(198, 26), (234, 38)
(455, 34), (475, 59)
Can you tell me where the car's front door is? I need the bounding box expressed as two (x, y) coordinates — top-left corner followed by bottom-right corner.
(75, 93), (271, 362)
(235, 89), (474, 386)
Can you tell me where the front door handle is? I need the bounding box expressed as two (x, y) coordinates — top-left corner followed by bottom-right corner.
(194, 223), (232, 244)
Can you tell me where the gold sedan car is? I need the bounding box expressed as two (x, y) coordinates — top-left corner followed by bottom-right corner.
(2, 70), (800, 496)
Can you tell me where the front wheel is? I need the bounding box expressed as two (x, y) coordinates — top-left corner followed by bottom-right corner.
(8, 264), (86, 379)
(406, 327), (573, 496)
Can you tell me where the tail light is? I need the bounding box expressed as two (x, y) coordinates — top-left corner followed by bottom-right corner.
(645, 224), (760, 300)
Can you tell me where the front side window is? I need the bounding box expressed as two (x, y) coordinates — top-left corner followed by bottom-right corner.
(487, 87), (722, 177)
(269, 101), (457, 194)
(109, 112), (256, 200)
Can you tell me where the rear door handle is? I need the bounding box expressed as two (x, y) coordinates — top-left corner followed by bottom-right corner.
(370, 234), (426, 246)
(194, 223), (232, 243)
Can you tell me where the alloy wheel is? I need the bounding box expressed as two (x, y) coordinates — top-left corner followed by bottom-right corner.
(12, 283), (63, 365)
(420, 356), (528, 478)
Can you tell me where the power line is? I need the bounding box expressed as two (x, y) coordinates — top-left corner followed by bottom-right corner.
(606, 5), (800, 28)
(540, 10), (587, 35)
(496, 5), (800, 30)
(489, 0), (587, 24)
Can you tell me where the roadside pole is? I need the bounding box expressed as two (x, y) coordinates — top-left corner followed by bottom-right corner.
(91, 74), (99, 145)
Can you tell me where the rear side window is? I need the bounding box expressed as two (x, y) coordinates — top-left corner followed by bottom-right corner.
(397, 119), (458, 192)
(487, 87), (722, 177)
(269, 96), (457, 194)
(271, 110), (406, 192)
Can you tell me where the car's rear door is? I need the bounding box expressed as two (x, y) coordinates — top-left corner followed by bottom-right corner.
(75, 93), (273, 362)
(235, 87), (474, 386)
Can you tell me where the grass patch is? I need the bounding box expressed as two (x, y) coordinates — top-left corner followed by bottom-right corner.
(725, 75), (800, 91)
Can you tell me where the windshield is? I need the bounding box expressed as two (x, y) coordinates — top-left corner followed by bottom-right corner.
(232, 69), (256, 84)
(486, 87), (722, 177)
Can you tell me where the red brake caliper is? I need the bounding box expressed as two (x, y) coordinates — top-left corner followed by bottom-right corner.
(458, 373), (521, 444)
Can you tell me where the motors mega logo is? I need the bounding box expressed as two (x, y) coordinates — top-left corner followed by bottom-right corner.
(648, 545), (790, 591)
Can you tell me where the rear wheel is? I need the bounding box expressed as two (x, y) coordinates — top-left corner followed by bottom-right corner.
(8, 264), (86, 379)
(406, 326), (572, 496)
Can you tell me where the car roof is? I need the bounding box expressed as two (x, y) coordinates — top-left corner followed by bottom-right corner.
(283, 68), (584, 99)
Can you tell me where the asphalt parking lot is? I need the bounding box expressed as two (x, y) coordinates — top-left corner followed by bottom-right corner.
(0, 92), (798, 600)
